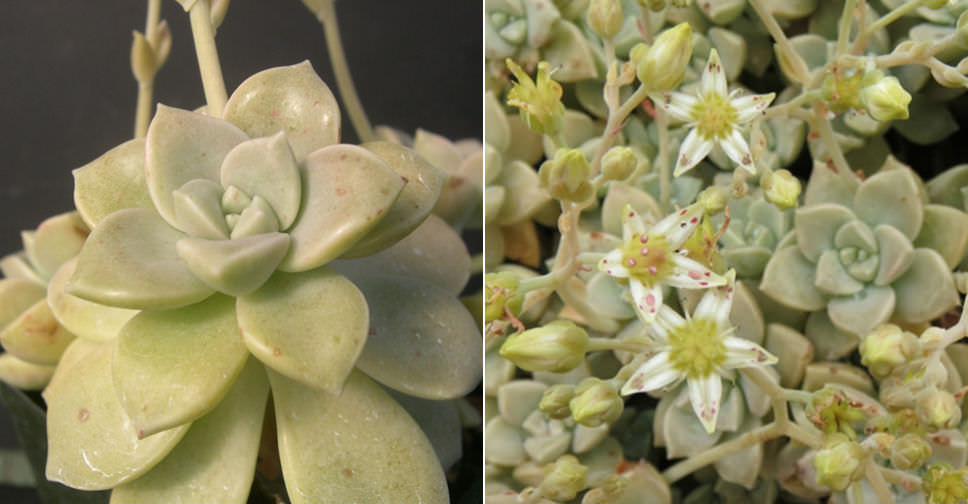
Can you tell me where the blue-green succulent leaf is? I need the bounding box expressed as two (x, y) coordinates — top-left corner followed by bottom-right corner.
(795, 204), (855, 262)
(833, 220), (876, 253)
(826, 285), (895, 336)
(0, 299), (74, 365)
(873, 224), (915, 286)
(814, 250), (864, 296)
(760, 246), (826, 311)
(892, 249), (959, 324)
(926, 164), (968, 208)
(171, 179), (228, 240)
(220, 132), (301, 231)
(73, 138), (154, 229)
(853, 168), (923, 240)
(47, 258), (137, 342)
(914, 204), (968, 269)
(803, 162), (859, 208)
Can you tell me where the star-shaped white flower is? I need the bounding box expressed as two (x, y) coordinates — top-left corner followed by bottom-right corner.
(656, 49), (775, 177)
(619, 272), (778, 433)
(598, 204), (726, 323)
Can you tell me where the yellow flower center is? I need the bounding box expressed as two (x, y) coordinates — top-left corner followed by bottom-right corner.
(692, 92), (738, 140)
(618, 233), (674, 286)
(667, 318), (727, 379)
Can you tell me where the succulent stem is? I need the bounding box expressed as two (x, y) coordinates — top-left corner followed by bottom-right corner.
(315, 1), (374, 143)
(747, 0), (810, 84)
(865, 458), (896, 504)
(134, 0), (162, 138)
(865, 0), (923, 38)
(835, 0), (856, 57)
(188, 0), (227, 117)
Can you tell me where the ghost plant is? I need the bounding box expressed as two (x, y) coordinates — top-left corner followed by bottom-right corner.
(0, 1), (481, 503)
(487, 0), (968, 502)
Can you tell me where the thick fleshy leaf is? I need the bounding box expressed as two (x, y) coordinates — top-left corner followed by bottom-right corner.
(661, 389), (722, 458)
(343, 141), (446, 257)
(237, 267), (367, 393)
(0, 353), (55, 390)
(332, 215), (471, 295)
(927, 164), (968, 207)
(804, 161), (860, 208)
(873, 224), (915, 286)
(220, 132), (301, 230)
(230, 196), (280, 239)
(145, 105), (248, 227)
(0, 299), (75, 365)
(893, 248), (959, 323)
(73, 138), (154, 229)
(23, 212), (89, 280)
(722, 246), (773, 278)
(386, 390), (463, 470)
(44, 341), (189, 490)
(794, 204), (855, 262)
(46, 258), (138, 342)
(804, 310), (860, 361)
(495, 160), (552, 226)
(826, 286), (895, 336)
(0, 278), (46, 329)
(914, 204), (968, 268)
(833, 219), (876, 252)
(110, 358), (268, 504)
(814, 249), (864, 296)
(601, 183), (661, 237)
(714, 417), (763, 489)
(223, 61), (340, 161)
(280, 144), (404, 272)
(0, 252), (45, 285)
(114, 294), (249, 436)
(484, 416), (526, 466)
(764, 323), (812, 388)
(759, 246), (826, 311)
(853, 168), (923, 240)
(542, 20), (598, 81)
(353, 273), (482, 399)
(176, 233), (289, 297)
(270, 369), (448, 504)
(69, 209), (214, 309)
(171, 179), (227, 240)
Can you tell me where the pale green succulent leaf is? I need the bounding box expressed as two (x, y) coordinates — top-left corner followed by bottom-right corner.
(853, 168), (923, 240)
(661, 390), (722, 458)
(721, 247), (772, 278)
(0, 353), (55, 390)
(332, 214), (471, 295)
(497, 380), (548, 427)
(46, 258), (137, 343)
(814, 249), (864, 296)
(833, 219), (876, 253)
(708, 29), (747, 78)
(0, 253), (45, 286)
(729, 281), (766, 345)
(0, 278), (46, 329)
(280, 144), (404, 272)
(344, 141), (447, 257)
(171, 179), (228, 240)
(914, 204), (968, 269)
(794, 204), (855, 262)
(804, 310), (861, 361)
(485, 92), (510, 153)
(892, 248), (959, 323)
(110, 358), (268, 504)
(601, 182), (661, 237)
(893, 95), (958, 145)
(826, 285), (895, 336)
(385, 389), (463, 470)
(223, 61), (340, 162)
(114, 294), (248, 437)
(873, 224), (915, 286)
(23, 212), (89, 281)
(68, 209), (214, 310)
(352, 274), (482, 400)
(270, 369), (448, 504)
(176, 232), (289, 297)
(413, 129), (463, 174)
(714, 417), (763, 489)
(926, 164), (968, 207)
(542, 20), (597, 82)
(237, 267), (367, 393)
(759, 246), (826, 311)
(44, 340), (189, 490)
(496, 160), (552, 225)
(145, 105), (248, 228)
(764, 323), (812, 389)
(220, 132), (301, 230)
(485, 349), (516, 397)
(484, 416), (526, 466)
(0, 298), (75, 365)
(73, 138), (154, 229)
(586, 272), (636, 320)
(230, 195), (280, 239)
(803, 162), (859, 208)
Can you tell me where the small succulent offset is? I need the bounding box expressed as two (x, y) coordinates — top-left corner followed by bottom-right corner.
(486, 0), (968, 502)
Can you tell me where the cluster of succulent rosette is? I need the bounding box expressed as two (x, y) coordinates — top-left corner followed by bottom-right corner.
(486, 0), (968, 503)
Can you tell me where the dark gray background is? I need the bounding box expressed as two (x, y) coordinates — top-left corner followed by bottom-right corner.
(0, 1), (479, 500)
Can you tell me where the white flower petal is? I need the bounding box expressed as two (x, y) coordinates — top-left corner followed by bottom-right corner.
(666, 255), (728, 291)
(733, 92), (776, 123)
(620, 352), (681, 395)
(621, 205), (647, 238)
(654, 304), (685, 340)
(630, 279), (663, 321)
(700, 49), (728, 98)
(674, 129), (714, 177)
(722, 337), (777, 369)
(692, 270), (736, 326)
(657, 204), (704, 245)
(688, 374), (723, 434)
(600, 249), (629, 278)
(656, 92), (696, 124)
(719, 130), (755, 174)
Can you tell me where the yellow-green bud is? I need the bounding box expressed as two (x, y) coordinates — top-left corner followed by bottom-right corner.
(859, 324), (919, 379)
(569, 378), (623, 427)
(587, 0), (624, 39)
(891, 433), (932, 470)
(600, 146), (639, 182)
(916, 387), (961, 430)
(485, 272), (524, 323)
(859, 75), (912, 122)
(500, 320), (589, 373)
(761, 169), (801, 210)
(808, 387), (867, 439)
(924, 463), (968, 504)
(538, 455), (588, 501)
(634, 23), (693, 92)
(695, 186), (728, 215)
(539, 148), (594, 202)
(813, 433), (865, 492)
(506, 59), (565, 136)
(639, 0), (666, 11)
(540, 384), (576, 419)
(920, 0), (948, 8)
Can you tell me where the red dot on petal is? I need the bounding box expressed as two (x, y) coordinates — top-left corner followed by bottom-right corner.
(690, 217), (698, 223)
(689, 271), (701, 280)
(700, 282), (708, 286)
(646, 294), (655, 306)
(704, 272), (711, 277)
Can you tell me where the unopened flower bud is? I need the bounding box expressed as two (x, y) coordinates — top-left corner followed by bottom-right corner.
(633, 23), (693, 92)
(540, 384), (576, 419)
(500, 320), (589, 373)
(506, 59), (565, 136)
(587, 0), (624, 39)
(570, 378), (623, 427)
(813, 433), (865, 492)
(601, 146), (639, 181)
(859, 74), (911, 122)
(920, 327), (946, 352)
(920, 0), (948, 8)
(485, 272), (524, 323)
(639, 0), (666, 12)
(891, 433), (932, 470)
(539, 148), (594, 202)
(808, 387), (867, 439)
(916, 387), (961, 430)
(761, 169), (801, 210)
(860, 324), (919, 379)
(924, 463), (968, 504)
(539, 455), (588, 501)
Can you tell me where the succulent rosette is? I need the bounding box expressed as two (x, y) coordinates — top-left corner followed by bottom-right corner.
(42, 62), (481, 503)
